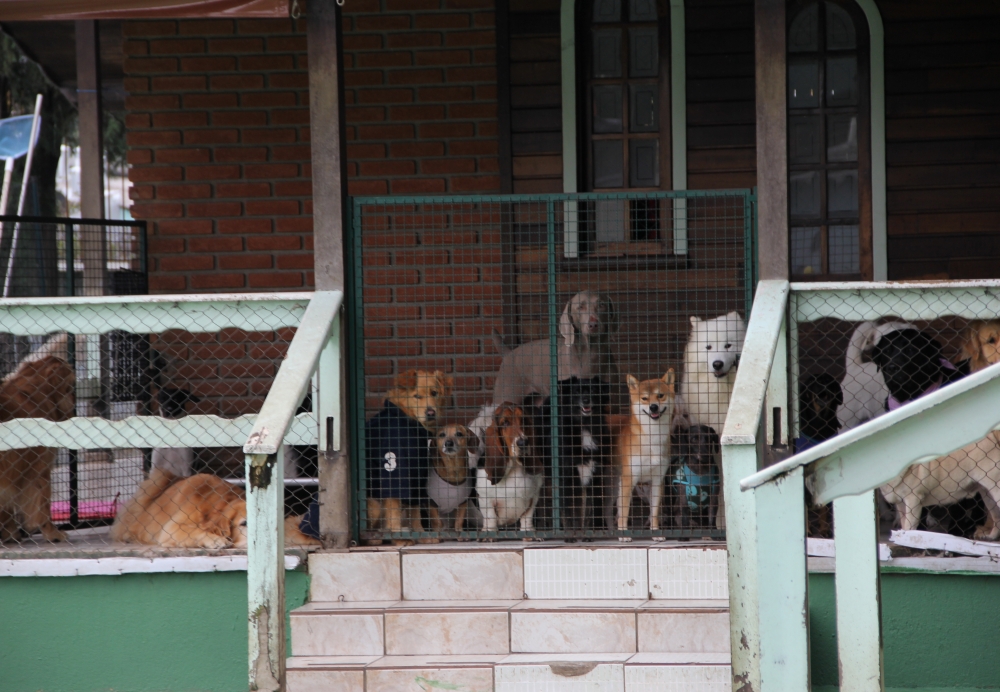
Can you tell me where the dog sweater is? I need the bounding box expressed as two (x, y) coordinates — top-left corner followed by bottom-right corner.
(366, 401), (432, 501)
(426, 467), (473, 514)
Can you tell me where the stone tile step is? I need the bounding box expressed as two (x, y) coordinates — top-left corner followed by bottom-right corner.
(286, 653), (732, 692)
(291, 600), (730, 657)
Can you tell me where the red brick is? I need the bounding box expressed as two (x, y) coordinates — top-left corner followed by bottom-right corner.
(389, 105), (445, 120)
(478, 120), (498, 136)
(366, 306), (421, 321)
(241, 91), (298, 107)
(248, 272), (304, 288)
(475, 11), (496, 27)
(357, 51), (413, 68)
(272, 144), (311, 160)
(247, 200), (300, 216)
(269, 73), (309, 89)
(415, 50), (471, 66)
(358, 160), (417, 176)
(156, 183), (212, 199)
(149, 237), (185, 254)
(245, 163), (299, 179)
(391, 141), (446, 157)
(150, 275), (187, 292)
(476, 85), (497, 100)
(183, 129), (239, 145)
(347, 143), (386, 159)
(369, 341), (423, 357)
(450, 103), (495, 119)
(415, 13), (471, 29)
(474, 48), (496, 64)
(388, 32), (443, 49)
(160, 255), (215, 271)
(267, 35), (307, 52)
(126, 94), (181, 110)
(178, 19), (234, 35)
(216, 182), (271, 198)
(124, 40), (149, 56)
(239, 55), (295, 71)
(150, 38), (206, 54)
(277, 218), (312, 234)
(447, 66), (495, 81)
(124, 57), (179, 73)
(124, 21), (178, 37)
(242, 128), (297, 144)
(422, 158), (476, 174)
(128, 131), (182, 147)
(425, 266), (479, 283)
(131, 202), (184, 218)
(247, 235), (302, 251)
(348, 180), (390, 195)
(186, 164), (241, 180)
(212, 110), (268, 127)
(387, 68), (444, 85)
(418, 85), (473, 101)
(152, 75), (207, 91)
(344, 35), (383, 51)
(183, 93), (239, 108)
(208, 37), (264, 53)
(130, 166), (183, 182)
(391, 178), (448, 194)
(188, 202), (242, 217)
(219, 218), (274, 234)
(272, 109), (310, 125)
(124, 77), (150, 93)
(219, 254), (273, 270)
(445, 30), (495, 47)
(421, 122), (474, 138)
(191, 273), (246, 289)
(180, 56), (237, 71)
(274, 181), (312, 196)
(449, 139), (498, 155)
(479, 157), (499, 172)
(215, 147), (269, 162)
(157, 219), (214, 235)
(153, 111), (208, 128)
(210, 74), (266, 90)
(275, 254), (313, 270)
(356, 15), (412, 31)
(126, 113), (151, 128)
(130, 185), (154, 200)
(128, 150), (153, 165)
(346, 70), (384, 87)
(346, 106), (385, 123)
(189, 237), (244, 253)
(357, 124), (415, 140)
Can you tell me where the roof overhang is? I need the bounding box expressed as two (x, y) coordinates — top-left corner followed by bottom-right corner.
(0, 0), (289, 21)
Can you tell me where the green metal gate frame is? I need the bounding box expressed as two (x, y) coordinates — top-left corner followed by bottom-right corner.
(348, 189), (757, 543)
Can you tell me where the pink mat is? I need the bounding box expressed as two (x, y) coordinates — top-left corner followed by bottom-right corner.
(50, 500), (119, 522)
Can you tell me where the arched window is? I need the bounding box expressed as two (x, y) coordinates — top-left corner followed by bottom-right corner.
(787, 0), (871, 280)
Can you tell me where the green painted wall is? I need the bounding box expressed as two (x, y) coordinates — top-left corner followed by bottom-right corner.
(0, 571), (309, 692)
(809, 572), (1000, 690)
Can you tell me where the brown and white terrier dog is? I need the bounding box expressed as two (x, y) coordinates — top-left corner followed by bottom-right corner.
(425, 424), (478, 541)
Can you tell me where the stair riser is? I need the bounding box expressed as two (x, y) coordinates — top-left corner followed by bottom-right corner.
(385, 611), (510, 655)
(291, 614), (384, 657)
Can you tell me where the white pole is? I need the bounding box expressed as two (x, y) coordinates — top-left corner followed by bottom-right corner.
(3, 94), (43, 298)
(0, 157), (14, 215)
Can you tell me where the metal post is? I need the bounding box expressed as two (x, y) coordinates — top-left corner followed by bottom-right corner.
(65, 222), (79, 526)
(546, 199), (560, 532)
(76, 20), (106, 295)
(307, 0), (350, 549)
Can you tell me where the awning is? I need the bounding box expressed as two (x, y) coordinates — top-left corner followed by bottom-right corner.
(0, 0), (289, 20)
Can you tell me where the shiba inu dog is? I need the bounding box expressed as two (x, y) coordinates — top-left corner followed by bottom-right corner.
(612, 370), (676, 542)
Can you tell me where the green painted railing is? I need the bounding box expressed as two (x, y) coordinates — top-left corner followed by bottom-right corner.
(0, 291), (343, 692)
(724, 280), (1000, 691)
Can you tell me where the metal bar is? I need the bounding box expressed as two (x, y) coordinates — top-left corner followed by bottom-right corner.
(351, 198), (367, 540)
(755, 466), (809, 691)
(793, 282), (1000, 323)
(0, 215), (145, 227)
(243, 291), (342, 456)
(833, 490), (885, 692)
(547, 198), (560, 531)
(559, 0), (577, 195)
(350, 190), (757, 205)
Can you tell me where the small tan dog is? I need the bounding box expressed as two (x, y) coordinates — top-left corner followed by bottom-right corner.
(612, 370), (676, 541)
(366, 369), (452, 546)
(426, 424), (478, 540)
(960, 320), (1000, 372)
(111, 469), (320, 549)
(0, 355), (76, 543)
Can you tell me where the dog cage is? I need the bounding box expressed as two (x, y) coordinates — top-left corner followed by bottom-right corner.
(350, 190), (755, 543)
(789, 282), (1000, 549)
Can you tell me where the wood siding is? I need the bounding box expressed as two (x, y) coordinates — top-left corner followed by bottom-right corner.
(883, 1), (1000, 280)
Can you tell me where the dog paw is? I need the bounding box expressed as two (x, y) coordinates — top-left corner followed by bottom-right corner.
(392, 539), (415, 547)
(651, 536), (666, 542)
(480, 537), (496, 543)
(618, 536), (632, 543)
(523, 537), (544, 542)
(417, 537), (441, 544)
(456, 536), (470, 542)
(201, 535), (233, 550)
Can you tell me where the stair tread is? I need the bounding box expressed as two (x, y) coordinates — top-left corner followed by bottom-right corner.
(288, 652), (732, 671)
(294, 598), (730, 617)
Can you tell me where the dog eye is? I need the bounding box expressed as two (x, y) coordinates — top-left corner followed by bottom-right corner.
(456, 431), (464, 437)
(725, 343), (732, 349)
(989, 338), (997, 345)
(438, 432), (446, 438)
(705, 345), (712, 350)
(240, 520), (248, 527)
(430, 390), (439, 397)
(415, 394), (423, 400)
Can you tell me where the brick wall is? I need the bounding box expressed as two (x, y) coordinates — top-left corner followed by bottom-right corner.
(124, 1), (499, 295)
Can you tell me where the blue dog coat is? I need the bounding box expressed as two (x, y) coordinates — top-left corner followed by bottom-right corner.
(366, 401), (432, 501)
(672, 464), (719, 512)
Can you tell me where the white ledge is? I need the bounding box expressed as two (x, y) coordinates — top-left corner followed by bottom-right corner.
(0, 554), (301, 577)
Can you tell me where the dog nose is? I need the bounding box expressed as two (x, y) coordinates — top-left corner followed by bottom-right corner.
(443, 440), (454, 449)
(426, 408), (436, 418)
(712, 360), (724, 371)
(649, 404), (659, 414)
(516, 437), (526, 448)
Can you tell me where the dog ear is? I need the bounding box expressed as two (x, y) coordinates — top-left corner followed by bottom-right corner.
(603, 295), (619, 334)
(435, 372), (454, 398)
(661, 368), (676, 392)
(960, 323), (983, 368)
(483, 420), (506, 484)
(690, 316), (701, 326)
(463, 427), (481, 455)
(394, 369), (419, 391)
(559, 297), (577, 346)
(626, 375), (639, 393)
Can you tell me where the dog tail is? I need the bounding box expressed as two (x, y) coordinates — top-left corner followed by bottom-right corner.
(846, 321), (878, 369)
(491, 330), (511, 356)
(110, 467), (180, 542)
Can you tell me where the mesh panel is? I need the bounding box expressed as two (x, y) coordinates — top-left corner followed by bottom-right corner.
(792, 287), (1000, 546)
(353, 191), (754, 543)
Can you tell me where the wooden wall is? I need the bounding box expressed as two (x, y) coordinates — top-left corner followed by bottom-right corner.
(882, 1), (1000, 280)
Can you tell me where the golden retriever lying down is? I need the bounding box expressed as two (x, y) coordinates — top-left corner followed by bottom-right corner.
(111, 468), (320, 549)
(0, 355), (76, 543)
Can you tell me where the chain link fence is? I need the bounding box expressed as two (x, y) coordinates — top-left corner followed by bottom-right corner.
(352, 191), (755, 543)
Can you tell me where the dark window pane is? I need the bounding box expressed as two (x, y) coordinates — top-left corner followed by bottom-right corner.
(788, 3), (819, 53)
(630, 199), (661, 241)
(593, 30), (623, 78)
(790, 171), (821, 218)
(629, 0), (657, 21)
(629, 84), (658, 132)
(788, 58), (820, 108)
(593, 0), (621, 23)
(593, 140), (624, 188)
(828, 169), (858, 216)
(629, 139), (659, 187)
(826, 3), (857, 49)
(791, 226), (822, 275)
(826, 55), (858, 106)
(829, 224), (859, 274)
(593, 85), (624, 133)
(827, 114), (858, 162)
(629, 27), (659, 77)
(595, 199), (626, 242)
(789, 115), (822, 164)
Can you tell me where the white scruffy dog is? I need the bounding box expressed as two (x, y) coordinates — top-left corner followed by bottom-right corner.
(679, 312), (747, 436)
(837, 320), (916, 432)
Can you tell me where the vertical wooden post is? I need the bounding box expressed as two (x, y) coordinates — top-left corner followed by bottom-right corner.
(755, 467), (809, 691)
(76, 20), (105, 295)
(307, 1), (351, 549)
(754, 0), (788, 281)
(833, 490), (885, 692)
(247, 449), (286, 692)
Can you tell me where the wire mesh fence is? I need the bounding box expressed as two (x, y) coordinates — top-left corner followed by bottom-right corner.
(0, 291), (322, 551)
(351, 191), (755, 543)
(791, 284), (1000, 544)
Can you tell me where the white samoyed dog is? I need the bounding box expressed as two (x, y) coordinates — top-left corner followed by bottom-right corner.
(678, 311), (747, 437)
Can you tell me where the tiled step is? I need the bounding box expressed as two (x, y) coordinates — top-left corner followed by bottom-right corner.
(286, 653), (732, 692)
(290, 599), (730, 657)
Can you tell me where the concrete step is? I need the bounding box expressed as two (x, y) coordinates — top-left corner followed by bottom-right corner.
(286, 652), (732, 692)
(290, 599), (730, 657)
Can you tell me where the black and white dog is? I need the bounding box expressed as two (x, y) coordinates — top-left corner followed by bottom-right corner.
(537, 376), (614, 541)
